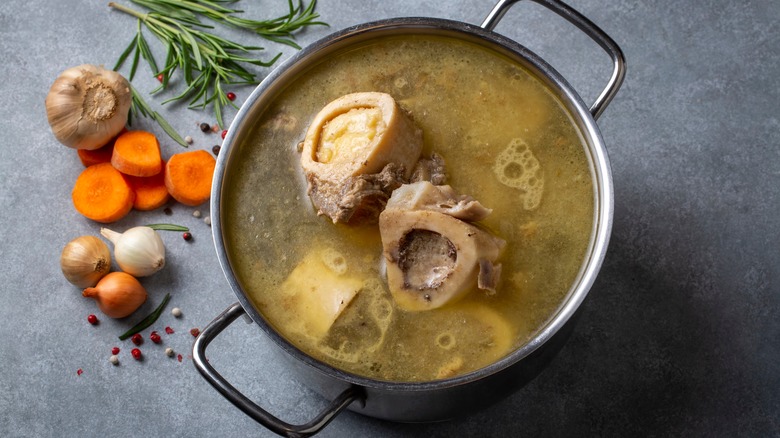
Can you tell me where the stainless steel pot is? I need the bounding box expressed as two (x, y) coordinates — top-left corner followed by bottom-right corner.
(194, 0), (625, 436)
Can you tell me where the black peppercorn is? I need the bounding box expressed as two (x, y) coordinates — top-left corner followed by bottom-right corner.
(212, 145), (221, 156)
(199, 123), (211, 133)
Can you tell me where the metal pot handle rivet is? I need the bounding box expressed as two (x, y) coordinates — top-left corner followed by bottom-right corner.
(481, 0), (626, 120)
(192, 303), (366, 437)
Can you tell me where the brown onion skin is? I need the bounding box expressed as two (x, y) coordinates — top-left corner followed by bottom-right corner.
(82, 272), (147, 318)
(60, 235), (111, 288)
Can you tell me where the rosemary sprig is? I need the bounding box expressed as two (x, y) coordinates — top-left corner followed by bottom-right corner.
(130, 0), (326, 49)
(110, 0), (325, 134)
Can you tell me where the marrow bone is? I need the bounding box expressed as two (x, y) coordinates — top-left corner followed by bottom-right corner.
(300, 92), (423, 224)
(379, 181), (505, 311)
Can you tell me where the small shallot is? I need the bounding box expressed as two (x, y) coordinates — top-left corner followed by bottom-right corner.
(82, 272), (147, 318)
(101, 226), (165, 277)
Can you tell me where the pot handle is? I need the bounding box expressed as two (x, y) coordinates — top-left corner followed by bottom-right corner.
(481, 0), (625, 120)
(192, 302), (365, 437)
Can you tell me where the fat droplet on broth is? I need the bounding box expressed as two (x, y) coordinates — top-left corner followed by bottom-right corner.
(493, 138), (544, 210)
(320, 248), (348, 275)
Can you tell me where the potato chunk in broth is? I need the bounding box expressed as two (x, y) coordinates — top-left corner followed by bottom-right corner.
(223, 35), (594, 382)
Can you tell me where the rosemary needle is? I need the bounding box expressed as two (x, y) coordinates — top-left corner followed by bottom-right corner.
(145, 223), (190, 232)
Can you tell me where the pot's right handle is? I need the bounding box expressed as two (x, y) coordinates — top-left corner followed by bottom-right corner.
(192, 303), (365, 437)
(482, 0), (626, 120)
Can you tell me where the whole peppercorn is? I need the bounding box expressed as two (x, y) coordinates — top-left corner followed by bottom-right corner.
(111, 347), (121, 355)
(131, 348), (142, 361)
(199, 123), (211, 133)
(212, 145), (221, 156)
(221, 129), (227, 139)
(131, 333), (143, 346)
(109, 355), (119, 366)
(226, 92), (236, 101)
(150, 331), (162, 344)
(190, 328), (200, 337)
(87, 314), (99, 325)
(183, 232), (193, 241)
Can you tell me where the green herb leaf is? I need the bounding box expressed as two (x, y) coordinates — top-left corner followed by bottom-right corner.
(110, 0), (327, 129)
(127, 85), (189, 147)
(145, 223), (190, 231)
(113, 37), (138, 71)
(118, 293), (171, 341)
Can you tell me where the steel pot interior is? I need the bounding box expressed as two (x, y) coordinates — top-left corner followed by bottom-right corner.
(210, 17), (613, 392)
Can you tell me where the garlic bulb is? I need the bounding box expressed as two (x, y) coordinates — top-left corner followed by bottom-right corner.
(83, 272), (148, 318)
(45, 64), (131, 150)
(101, 226), (166, 277)
(60, 235), (111, 288)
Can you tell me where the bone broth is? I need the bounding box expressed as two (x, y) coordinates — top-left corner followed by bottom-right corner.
(223, 35), (594, 382)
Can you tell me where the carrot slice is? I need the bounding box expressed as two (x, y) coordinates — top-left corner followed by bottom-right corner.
(72, 163), (135, 223)
(126, 161), (170, 211)
(165, 150), (216, 206)
(111, 130), (162, 177)
(78, 141), (114, 167)
(77, 128), (126, 167)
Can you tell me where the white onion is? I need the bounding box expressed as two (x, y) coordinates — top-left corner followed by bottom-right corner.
(100, 226), (166, 277)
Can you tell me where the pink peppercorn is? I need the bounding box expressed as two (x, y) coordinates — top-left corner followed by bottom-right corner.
(111, 347), (120, 355)
(221, 129), (227, 139)
(131, 348), (142, 360)
(150, 331), (162, 344)
(190, 328), (200, 337)
(165, 326), (175, 334)
(87, 314), (99, 325)
(131, 333), (143, 346)
(226, 92), (236, 101)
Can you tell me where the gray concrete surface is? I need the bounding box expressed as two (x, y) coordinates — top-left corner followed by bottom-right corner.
(1, 0), (778, 436)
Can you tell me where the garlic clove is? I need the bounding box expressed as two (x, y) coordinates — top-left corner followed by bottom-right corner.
(60, 236), (112, 288)
(101, 226), (166, 277)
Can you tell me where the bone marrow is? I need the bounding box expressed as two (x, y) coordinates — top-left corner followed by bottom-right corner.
(300, 92), (423, 224)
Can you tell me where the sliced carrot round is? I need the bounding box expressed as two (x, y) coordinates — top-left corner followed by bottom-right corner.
(77, 128), (126, 167)
(165, 150), (216, 206)
(126, 161), (170, 211)
(72, 163), (135, 223)
(111, 130), (162, 177)
(77, 142), (114, 167)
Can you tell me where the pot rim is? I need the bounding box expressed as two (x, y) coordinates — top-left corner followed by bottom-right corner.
(210, 16), (613, 391)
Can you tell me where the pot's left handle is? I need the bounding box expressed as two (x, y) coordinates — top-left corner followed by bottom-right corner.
(192, 303), (365, 437)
